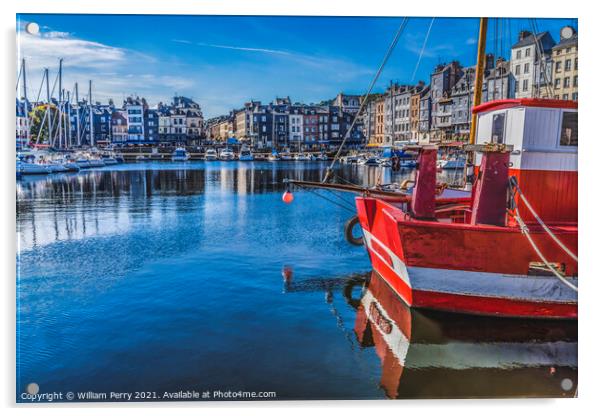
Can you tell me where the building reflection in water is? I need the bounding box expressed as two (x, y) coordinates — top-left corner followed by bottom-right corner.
(353, 272), (577, 399)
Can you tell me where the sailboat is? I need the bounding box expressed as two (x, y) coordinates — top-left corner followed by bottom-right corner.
(285, 18), (578, 319)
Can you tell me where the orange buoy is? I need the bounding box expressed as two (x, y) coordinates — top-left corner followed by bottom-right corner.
(282, 190), (294, 204)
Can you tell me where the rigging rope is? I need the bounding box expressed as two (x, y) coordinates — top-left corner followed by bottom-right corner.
(512, 206), (578, 292)
(322, 17), (410, 183)
(411, 17), (435, 82)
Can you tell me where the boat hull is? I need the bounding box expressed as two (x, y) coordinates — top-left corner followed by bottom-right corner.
(356, 196), (577, 319)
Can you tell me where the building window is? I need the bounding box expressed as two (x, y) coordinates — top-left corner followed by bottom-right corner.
(572, 92), (578, 100)
(555, 61), (562, 73)
(524, 63), (530, 74)
(522, 79), (528, 91)
(491, 113), (506, 144)
(564, 77), (570, 88)
(555, 78), (561, 89)
(575, 58), (578, 70)
(525, 47), (531, 57)
(516, 50), (522, 59)
(559, 112), (577, 146)
(565, 59), (572, 71)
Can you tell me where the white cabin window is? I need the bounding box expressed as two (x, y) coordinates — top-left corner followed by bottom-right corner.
(560, 112), (578, 147)
(491, 113), (506, 144)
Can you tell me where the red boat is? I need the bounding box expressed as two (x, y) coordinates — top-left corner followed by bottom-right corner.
(355, 98), (577, 319)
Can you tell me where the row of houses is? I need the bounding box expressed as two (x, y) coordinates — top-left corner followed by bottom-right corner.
(206, 95), (364, 151)
(16, 95), (205, 147)
(362, 25), (578, 145)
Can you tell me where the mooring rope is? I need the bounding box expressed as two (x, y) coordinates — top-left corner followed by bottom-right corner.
(508, 177), (577, 292)
(509, 177), (577, 262)
(512, 207), (578, 292)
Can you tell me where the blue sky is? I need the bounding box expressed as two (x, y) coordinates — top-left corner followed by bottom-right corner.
(16, 14), (577, 117)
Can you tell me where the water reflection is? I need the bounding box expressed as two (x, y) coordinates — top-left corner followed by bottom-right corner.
(354, 272), (577, 399)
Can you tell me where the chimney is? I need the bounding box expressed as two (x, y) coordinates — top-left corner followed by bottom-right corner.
(518, 30), (532, 41)
(485, 53), (494, 70)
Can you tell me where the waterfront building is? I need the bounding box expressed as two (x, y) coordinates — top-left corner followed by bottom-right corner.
(124, 97), (145, 142)
(332, 92), (362, 115)
(410, 89), (423, 142)
(169, 109), (187, 144)
(289, 107), (304, 151)
(450, 68), (475, 140)
(430, 61), (463, 142)
(16, 99), (30, 148)
(302, 107), (319, 149)
(370, 96), (386, 146)
(144, 108), (159, 143)
(483, 58), (516, 102)
(418, 87), (432, 144)
(92, 106), (113, 145)
(234, 101), (259, 142)
(551, 26), (578, 101)
(206, 116), (233, 142)
(251, 103), (273, 149)
(510, 30), (556, 99)
(111, 111), (128, 143)
(171, 96), (204, 144)
(158, 107), (171, 143)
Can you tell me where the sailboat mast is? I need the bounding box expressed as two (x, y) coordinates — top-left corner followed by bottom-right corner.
(465, 17), (488, 188)
(22, 59), (29, 144)
(58, 59), (63, 149)
(45, 68), (51, 146)
(89, 80), (94, 147)
(468, 17), (488, 147)
(75, 82), (81, 147)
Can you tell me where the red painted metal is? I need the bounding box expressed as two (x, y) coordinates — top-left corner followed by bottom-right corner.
(472, 98), (578, 114)
(471, 151), (510, 226)
(410, 148), (437, 219)
(509, 168), (578, 225)
(412, 290), (577, 319)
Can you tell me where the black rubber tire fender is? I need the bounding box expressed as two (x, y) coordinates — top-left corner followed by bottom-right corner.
(344, 216), (364, 246)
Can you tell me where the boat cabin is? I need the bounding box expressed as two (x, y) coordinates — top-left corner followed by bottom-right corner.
(472, 99), (578, 225)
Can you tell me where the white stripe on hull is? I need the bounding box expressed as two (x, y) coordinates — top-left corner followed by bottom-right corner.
(362, 228), (577, 304)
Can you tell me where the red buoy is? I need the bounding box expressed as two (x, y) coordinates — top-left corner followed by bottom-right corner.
(282, 190), (294, 204)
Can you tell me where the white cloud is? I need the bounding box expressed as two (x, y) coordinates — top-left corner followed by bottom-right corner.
(16, 29), (191, 106)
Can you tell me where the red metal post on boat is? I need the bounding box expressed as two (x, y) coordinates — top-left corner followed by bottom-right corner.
(471, 151), (510, 226)
(410, 147), (437, 219)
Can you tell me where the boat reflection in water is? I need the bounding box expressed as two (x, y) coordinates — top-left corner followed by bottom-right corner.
(354, 272), (577, 399)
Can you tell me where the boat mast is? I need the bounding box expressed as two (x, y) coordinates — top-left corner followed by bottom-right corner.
(75, 82), (81, 147)
(89, 80), (94, 147)
(58, 59), (63, 149)
(22, 59), (29, 144)
(45, 68), (52, 147)
(466, 17), (488, 187)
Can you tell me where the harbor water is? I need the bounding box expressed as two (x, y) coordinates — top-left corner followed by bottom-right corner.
(16, 161), (577, 401)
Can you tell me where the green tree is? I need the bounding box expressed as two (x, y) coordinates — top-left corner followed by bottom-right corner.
(29, 105), (65, 144)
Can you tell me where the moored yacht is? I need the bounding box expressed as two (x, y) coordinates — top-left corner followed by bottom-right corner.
(204, 148), (218, 161)
(238, 147), (254, 161)
(219, 147), (236, 161)
(171, 147), (190, 162)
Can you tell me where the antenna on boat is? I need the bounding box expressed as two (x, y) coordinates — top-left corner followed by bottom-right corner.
(466, 17), (489, 190)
